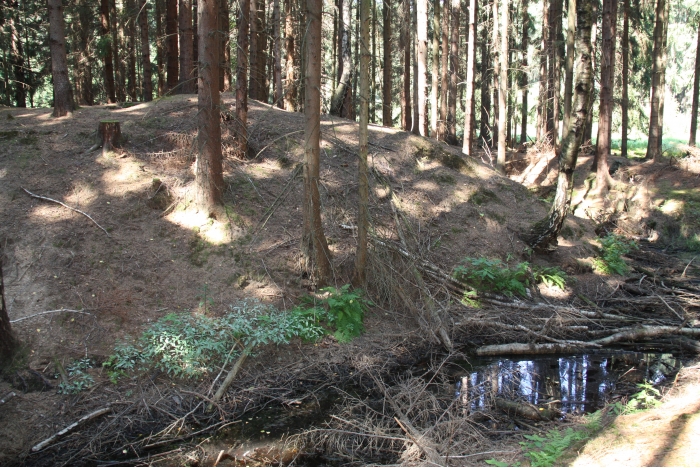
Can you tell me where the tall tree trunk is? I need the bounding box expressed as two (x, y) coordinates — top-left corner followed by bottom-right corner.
(77, 0), (94, 105)
(330, 0), (352, 117)
(562, 0), (576, 142)
(371, 0), (377, 123)
(179, 0), (195, 92)
(195, 0), (223, 209)
(166, 0), (179, 91)
(547, 0), (563, 147)
(519, 0), (530, 144)
(302, 0), (332, 285)
(219, 0), (231, 92)
(0, 249), (16, 362)
(48, 0), (74, 117)
(462, 0), (477, 155)
(527, 0), (594, 251)
(438, 0), (449, 139)
(9, 11), (26, 108)
(234, 0), (250, 158)
(655, 0), (669, 157)
(401, 0), (412, 131)
(690, 23), (700, 146)
(250, 0), (260, 98)
(415, 0), (428, 136)
(273, 0), (283, 107)
(645, 0), (667, 161)
(620, 0), (629, 155)
(139, 0), (153, 101)
(101, 0), (117, 103)
(355, 0), (370, 285)
(594, 0), (617, 192)
(155, 0), (166, 96)
(382, 0), (393, 126)
(284, 0), (296, 110)
(491, 0), (499, 146)
(112, 0), (126, 101)
(125, 0), (138, 100)
(582, 0), (597, 144)
(430, 0), (440, 136)
(353, 2), (360, 119)
(496, 0), (508, 170)
(479, 0), (491, 145)
(537, 0), (548, 142)
(446, 0), (460, 143)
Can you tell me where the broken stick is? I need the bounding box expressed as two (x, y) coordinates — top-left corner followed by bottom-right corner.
(32, 406), (112, 452)
(21, 187), (111, 238)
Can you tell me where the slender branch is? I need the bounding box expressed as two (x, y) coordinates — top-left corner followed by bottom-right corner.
(32, 406), (112, 452)
(10, 308), (94, 324)
(21, 187), (112, 238)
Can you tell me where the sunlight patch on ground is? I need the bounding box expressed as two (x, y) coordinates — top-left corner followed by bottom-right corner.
(99, 159), (151, 196)
(167, 207), (237, 245)
(659, 198), (683, 215)
(64, 181), (99, 208)
(0, 168), (7, 179)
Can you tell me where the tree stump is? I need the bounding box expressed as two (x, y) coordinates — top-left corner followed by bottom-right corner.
(98, 120), (122, 155)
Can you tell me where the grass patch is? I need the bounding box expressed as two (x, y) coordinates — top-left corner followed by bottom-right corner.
(469, 187), (501, 206)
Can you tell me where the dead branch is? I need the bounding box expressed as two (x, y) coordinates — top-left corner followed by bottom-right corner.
(21, 187), (111, 238)
(32, 406), (112, 452)
(0, 392), (16, 405)
(208, 343), (253, 411)
(10, 308), (94, 324)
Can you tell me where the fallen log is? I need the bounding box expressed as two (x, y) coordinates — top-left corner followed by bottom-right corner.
(494, 397), (559, 421)
(476, 326), (700, 355)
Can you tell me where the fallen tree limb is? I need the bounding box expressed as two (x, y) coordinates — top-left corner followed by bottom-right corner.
(10, 308), (94, 324)
(494, 397), (559, 421)
(476, 341), (596, 356)
(592, 325), (700, 346)
(21, 187), (111, 238)
(32, 406), (112, 452)
(0, 392), (16, 405)
(208, 343), (253, 411)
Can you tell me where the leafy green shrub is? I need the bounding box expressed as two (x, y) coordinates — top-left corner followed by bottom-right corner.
(58, 358), (95, 394)
(453, 257), (531, 298)
(593, 234), (637, 275)
(533, 266), (568, 290)
(520, 428), (587, 467)
(104, 300), (329, 379)
(321, 285), (372, 342)
(613, 381), (662, 414)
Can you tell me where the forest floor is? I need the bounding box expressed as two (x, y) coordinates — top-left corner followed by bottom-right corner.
(1, 95), (699, 466)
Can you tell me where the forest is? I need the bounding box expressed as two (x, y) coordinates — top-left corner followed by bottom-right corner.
(1, 0), (700, 465)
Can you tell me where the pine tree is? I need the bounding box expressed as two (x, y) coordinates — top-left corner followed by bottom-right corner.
(48, 0), (75, 116)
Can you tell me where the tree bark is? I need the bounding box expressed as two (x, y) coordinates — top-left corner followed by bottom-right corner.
(620, 0), (629, 155)
(562, 0), (576, 143)
(101, 0), (117, 103)
(9, 10), (26, 108)
(520, 0), (530, 144)
(594, 0), (617, 193)
(302, 0), (332, 285)
(195, 0), (224, 210)
(98, 120), (122, 154)
(48, 0), (74, 117)
(330, 0), (352, 117)
(479, 0), (491, 146)
(462, 0), (477, 155)
(655, 0), (669, 157)
(582, 0), (597, 144)
(155, 0), (166, 96)
(690, 23), (700, 146)
(166, 0), (179, 91)
(284, 0), (296, 110)
(371, 0), (377, 123)
(492, 0), (499, 145)
(273, 0), (283, 107)
(537, 0), (549, 142)
(219, 0), (231, 92)
(446, 0), (460, 144)
(400, 0), (412, 131)
(382, 0), (393, 126)
(355, 0), (370, 285)
(438, 0), (449, 139)
(139, 0), (153, 101)
(112, 0), (126, 101)
(178, 0), (195, 92)
(646, 0), (667, 161)
(526, 0), (594, 251)
(547, 0), (563, 148)
(496, 0), (508, 170)
(125, 0), (138, 100)
(76, 0), (94, 106)
(234, 0), (250, 158)
(415, 0), (428, 136)
(430, 0), (440, 136)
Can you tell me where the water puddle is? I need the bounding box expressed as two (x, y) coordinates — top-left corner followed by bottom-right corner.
(202, 351), (682, 465)
(452, 352), (681, 415)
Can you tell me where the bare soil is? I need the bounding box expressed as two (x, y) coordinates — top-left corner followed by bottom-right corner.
(0, 96), (698, 466)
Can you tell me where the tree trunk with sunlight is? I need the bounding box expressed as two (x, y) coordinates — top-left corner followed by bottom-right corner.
(462, 0), (477, 156)
(355, 0), (370, 285)
(496, 0), (508, 170)
(594, 0), (617, 193)
(526, 0), (594, 251)
(302, 0), (332, 285)
(48, 0), (74, 117)
(233, 0), (250, 159)
(194, 0), (224, 210)
(646, 0), (668, 161)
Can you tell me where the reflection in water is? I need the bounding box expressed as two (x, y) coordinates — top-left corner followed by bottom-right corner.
(455, 352), (680, 414)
